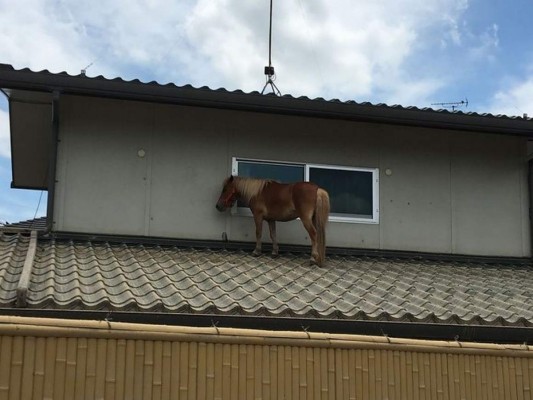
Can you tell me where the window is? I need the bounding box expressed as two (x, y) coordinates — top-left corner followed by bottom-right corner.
(232, 158), (379, 223)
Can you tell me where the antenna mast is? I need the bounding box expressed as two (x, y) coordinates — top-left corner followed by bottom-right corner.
(261, 0), (281, 96)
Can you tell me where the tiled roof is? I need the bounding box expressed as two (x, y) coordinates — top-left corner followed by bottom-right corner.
(3, 217), (47, 231)
(1, 232), (532, 327)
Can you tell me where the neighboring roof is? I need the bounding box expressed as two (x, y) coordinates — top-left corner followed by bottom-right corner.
(3, 217), (47, 231)
(1, 232), (532, 343)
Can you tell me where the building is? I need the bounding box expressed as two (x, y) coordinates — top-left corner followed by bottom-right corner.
(0, 64), (532, 398)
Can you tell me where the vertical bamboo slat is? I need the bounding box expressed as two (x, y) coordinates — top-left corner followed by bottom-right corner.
(20, 337), (35, 400)
(270, 346), (278, 400)
(263, 345), (271, 400)
(64, 337), (78, 400)
(52, 337), (66, 400)
(8, 336), (23, 400)
(188, 342), (198, 400)
(169, 341), (180, 399)
(205, 343), (215, 400)
(152, 341), (163, 400)
(133, 340), (144, 400)
(214, 343), (223, 400)
(522, 358), (531, 399)
(340, 348), (348, 400)
(334, 348), (342, 400)
(0, 336), (8, 400)
(74, 337), (87, 400)
(222, 344), (231, 400)
(277, 346), (285, 400)
(105, 339), (117, 400)
(95, 338), (108, 400)
(143, 340), (154, 400)
(197, 343), (207, 400)
(230, 344), (239, 400)
(179, 342), (189, 400)
(161, 342), (172, 400)
(115, 339), (127, 400)
(313, 348), (321, 400)
(285, 346), (293, 400)
(43, 337), (57, 400)
(124, 340), (136, 400)
(238, 344), (246, 400)
(291, 347), (298, 400)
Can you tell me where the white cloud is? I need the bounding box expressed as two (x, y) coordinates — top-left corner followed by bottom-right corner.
(489, 76), (533, 117)
(0, 108), (9, 159)
(0, 0), (476, 104)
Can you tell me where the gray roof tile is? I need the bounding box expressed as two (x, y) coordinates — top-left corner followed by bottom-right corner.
(1, 232), (533, 326)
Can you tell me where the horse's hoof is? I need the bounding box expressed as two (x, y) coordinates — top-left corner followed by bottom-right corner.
(271, 252), (279, 258)
(252, 250), (261, 257)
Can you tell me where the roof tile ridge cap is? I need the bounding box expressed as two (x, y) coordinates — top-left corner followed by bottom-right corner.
(16, 230), (38, 307)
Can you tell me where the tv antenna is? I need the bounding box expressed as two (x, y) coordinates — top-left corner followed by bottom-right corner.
(81, 61), (95, 76)
(431, 98), (469, 111)
(261, 0), (281, 96)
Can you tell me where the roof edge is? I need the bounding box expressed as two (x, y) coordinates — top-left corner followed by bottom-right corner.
(1, 64), (532, 136)
(44, 231), (533, 266)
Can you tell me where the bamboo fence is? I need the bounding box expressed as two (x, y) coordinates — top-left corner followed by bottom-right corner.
(0, 316), (531, 399)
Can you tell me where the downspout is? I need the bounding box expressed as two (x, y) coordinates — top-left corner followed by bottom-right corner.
(45, 90), (60, 234)
(529, 159), (533, 257)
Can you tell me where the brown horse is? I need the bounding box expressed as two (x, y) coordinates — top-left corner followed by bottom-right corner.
(216, 176), (330, 267)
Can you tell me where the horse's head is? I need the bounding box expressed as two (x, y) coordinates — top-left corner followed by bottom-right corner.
(216, 175), (239, 211)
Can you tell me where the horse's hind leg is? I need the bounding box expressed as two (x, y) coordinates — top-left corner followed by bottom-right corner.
(300, 216), (319, 265)
(252, 214), (263, 256)
(268, 220), (279, 256)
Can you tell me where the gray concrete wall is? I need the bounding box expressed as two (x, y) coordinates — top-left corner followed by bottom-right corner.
(54, 95), (530, 257)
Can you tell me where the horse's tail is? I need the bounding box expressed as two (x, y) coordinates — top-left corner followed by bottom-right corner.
(314, 188), (330, 267)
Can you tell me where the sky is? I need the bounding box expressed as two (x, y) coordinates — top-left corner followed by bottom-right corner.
(1, 0), (532, 224)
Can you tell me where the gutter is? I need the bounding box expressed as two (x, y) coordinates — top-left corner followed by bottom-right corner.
(0, 315), (531, 356)
(529, 159), (533, 256)
(0, 308), (532, 345)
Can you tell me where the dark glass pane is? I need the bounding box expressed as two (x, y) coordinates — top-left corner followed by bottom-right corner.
(236, 161), (304, 207)
(309, 168), (373, 218)
(238, 161), (304, 182)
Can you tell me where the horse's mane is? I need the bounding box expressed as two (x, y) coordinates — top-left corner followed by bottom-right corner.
(233, 177), (273, 203)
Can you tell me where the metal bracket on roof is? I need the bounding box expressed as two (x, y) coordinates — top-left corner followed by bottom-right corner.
(16, 230), (38, 307)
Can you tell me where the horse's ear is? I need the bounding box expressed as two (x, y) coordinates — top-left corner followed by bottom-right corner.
(229, 175), (234, 182)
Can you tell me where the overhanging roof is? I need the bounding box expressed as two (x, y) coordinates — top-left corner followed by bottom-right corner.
(1, 63), (533, 189)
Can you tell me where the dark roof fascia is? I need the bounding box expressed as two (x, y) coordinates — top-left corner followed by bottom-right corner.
(1, 308), (532, 344)
(1, 64), (532, 137)
(45, 231), (533, 266)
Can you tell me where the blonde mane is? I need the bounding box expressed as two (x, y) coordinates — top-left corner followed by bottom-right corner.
(233, 177), (273, 203)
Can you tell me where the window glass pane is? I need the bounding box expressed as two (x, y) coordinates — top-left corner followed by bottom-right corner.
(309, 167), (373, 218)
(238, 161), (304, 182)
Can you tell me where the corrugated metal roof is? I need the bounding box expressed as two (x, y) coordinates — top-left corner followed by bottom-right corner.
(1, 232), (532, 327)
(1, 63), (532, 136)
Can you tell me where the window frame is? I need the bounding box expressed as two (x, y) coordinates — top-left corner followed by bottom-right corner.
(231, 157), (380, 224)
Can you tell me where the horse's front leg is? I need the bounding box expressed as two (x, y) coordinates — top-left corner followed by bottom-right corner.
(252, 214), (264, 256)
(268, 220), (279, 256)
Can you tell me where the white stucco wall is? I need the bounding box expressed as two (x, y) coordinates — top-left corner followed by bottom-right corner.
(53, 95), (530, 257)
